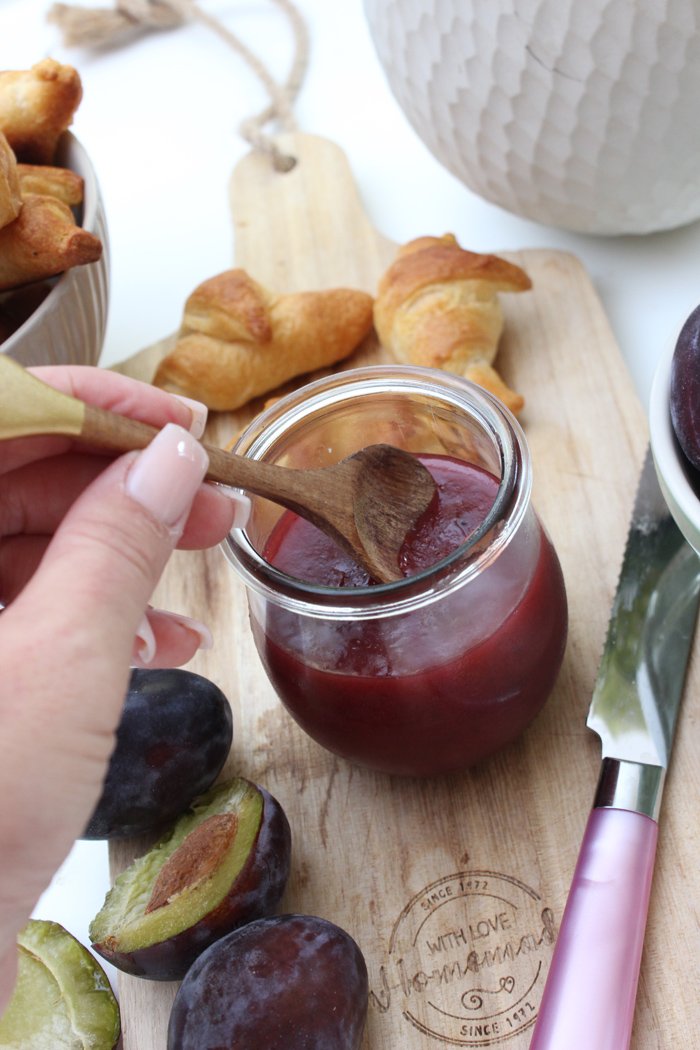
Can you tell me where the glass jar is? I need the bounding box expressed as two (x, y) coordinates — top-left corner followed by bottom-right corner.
(223, 365), (568, 777)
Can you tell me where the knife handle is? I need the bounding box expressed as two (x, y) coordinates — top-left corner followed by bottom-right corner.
(529, 806), (658, 1050)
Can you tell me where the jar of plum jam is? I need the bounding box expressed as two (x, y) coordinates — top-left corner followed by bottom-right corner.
(224, 366), (568, 777)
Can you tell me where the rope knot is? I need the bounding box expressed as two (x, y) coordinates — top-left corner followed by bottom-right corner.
(116, 0), (187, 30)
(48, 0), (188, 47)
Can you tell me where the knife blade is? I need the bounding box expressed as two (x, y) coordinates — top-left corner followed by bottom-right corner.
(529, 446), (700, 1050)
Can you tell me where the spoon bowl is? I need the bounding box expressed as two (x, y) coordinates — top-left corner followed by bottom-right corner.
(0, 357), (436, 582)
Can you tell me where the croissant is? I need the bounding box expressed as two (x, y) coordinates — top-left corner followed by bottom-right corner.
(0, 193), (102, 291)
(0, 132), (21, 230)
(374, 233), (531, 414)
(153, 269), (375, 411)
(17, 163), (84, 206)
(0, 59), (82, 164)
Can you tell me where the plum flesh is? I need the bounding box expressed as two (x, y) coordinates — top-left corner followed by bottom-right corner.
(89, 777), (291, 980)
(0, 919), (120, 1049)
(83, 667), (233, 840)
(670, 303), (700, 474)
(167, 914), (369, 1050)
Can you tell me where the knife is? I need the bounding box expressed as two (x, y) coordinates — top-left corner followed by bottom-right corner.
(529, 447), (700, 1050)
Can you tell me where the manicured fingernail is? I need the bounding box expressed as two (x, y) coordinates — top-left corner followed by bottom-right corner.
(211, 485), (251, 528)
(159, 610), (213, 651)
(171, 394), (208, 439)
(134, 613), (156, 664)
(133, 610), (213, 666)
(126, 424), (209, 528)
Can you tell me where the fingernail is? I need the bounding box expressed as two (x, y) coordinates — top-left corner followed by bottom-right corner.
(159, 610), (213, 650)
(126, 424), (209, 528)
(133, 609), (213, 666)
(134, 613), (156, 664)
(210, 484), (252, 528)
(171, 394), (208, 439)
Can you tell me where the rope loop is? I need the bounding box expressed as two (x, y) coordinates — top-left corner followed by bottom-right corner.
(48, 0), (309, 169)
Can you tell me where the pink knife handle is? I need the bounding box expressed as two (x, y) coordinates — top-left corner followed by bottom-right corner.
(529, 807), (658, 1050)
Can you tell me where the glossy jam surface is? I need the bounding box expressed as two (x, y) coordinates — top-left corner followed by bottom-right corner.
(257, 455), (568, 776)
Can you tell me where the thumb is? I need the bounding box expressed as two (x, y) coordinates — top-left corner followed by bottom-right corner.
(0, 425), (211, 931)
(10, 424), (210, 723)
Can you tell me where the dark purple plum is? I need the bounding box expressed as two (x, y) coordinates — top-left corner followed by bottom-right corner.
(670, 303), (700, 473)
(167, 914), (368, 1050)
(89, 777), (291, 980)
(82, 667), (233, 839)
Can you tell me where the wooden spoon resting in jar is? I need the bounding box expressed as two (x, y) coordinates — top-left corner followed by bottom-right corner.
(0, 357), (436, 582)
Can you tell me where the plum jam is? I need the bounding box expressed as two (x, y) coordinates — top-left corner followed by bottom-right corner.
(224, 366), (568, 777)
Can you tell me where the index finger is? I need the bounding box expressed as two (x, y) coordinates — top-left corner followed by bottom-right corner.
(1, 365), (205, 474)
(31, 365), (200, 429)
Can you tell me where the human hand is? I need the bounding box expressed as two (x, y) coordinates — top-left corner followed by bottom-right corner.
(0, 366), (249, 1006)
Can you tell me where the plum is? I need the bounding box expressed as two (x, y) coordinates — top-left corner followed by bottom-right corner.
(89, 777), (291, 981)
(0, 919), (120, 1049)
(670, 303), (700, 472)
(82, 667), (233, 839)
(167, 914), (368, 1050)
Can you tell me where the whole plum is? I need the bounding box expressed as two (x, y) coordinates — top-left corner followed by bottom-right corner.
(83, 668), (233, 839)
(89, 777), (292, 981)
(167, 913), (368, 1050)
(670, 303), (700, 472)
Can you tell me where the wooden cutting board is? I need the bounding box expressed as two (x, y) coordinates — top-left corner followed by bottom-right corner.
(111, 132), (698, 1050)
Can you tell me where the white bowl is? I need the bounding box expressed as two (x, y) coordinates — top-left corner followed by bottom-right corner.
(2, 131), (109, 368)
(649, 334), (700, 556)
(365, 0), (700, 235)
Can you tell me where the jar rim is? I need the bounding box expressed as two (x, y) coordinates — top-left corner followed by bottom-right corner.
(222, 365), (532, 619)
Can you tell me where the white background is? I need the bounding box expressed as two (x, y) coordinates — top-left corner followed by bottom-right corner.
(1, 0), (699, 995)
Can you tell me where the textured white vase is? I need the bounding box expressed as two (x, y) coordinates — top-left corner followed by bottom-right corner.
(364, 0), (700, 234)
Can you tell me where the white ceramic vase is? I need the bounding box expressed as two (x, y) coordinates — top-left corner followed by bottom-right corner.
(364, 0), (700, 234)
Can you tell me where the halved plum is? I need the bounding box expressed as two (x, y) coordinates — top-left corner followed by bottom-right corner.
(83, 667), (233, 840)
(167, 914), (369, 1050)
(89, 777), (291, 981)
(0, 919), (120, 1049)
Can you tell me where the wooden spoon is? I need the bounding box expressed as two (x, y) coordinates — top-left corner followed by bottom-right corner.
(0, 356), (436, 582)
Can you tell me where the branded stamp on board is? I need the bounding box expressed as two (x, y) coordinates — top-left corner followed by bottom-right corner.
(370, 870), (557, 1046)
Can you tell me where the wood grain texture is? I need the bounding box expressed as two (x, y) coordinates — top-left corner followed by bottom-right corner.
(111, 133), (697, 1049)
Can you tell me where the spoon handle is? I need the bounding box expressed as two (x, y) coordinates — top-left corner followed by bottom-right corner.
(0, 357), (328, 517)
(81, 404), (325, 512)
(81, 403), (160, 455)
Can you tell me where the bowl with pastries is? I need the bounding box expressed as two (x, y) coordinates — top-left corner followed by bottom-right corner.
(0, 59), (109, 368)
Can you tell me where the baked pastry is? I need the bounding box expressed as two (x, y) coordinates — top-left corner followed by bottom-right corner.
(374, 234), (531, 414)
(0, 132), (21, 230)
(153, 269), (375, 411)
(0, 193), (102, 291)
(18, 162), (84, 206)
(0, 59), (82, 164)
